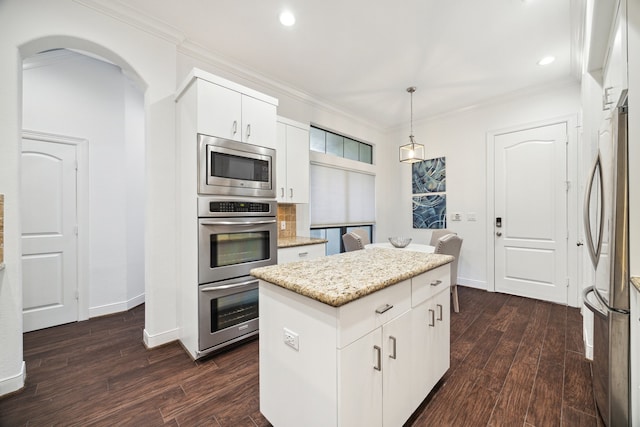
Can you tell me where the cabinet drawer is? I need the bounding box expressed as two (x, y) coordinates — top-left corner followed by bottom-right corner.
(337, 279), (411, 348)
(278, 243), (326, 265)
(411, 265), (450, 307)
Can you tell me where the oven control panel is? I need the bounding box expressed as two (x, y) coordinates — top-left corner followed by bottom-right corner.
(198, 197), (277, 217)
(210, 201), (270, 213)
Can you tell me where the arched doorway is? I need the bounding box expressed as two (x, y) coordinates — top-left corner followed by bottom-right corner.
(20, 41), (146, 331)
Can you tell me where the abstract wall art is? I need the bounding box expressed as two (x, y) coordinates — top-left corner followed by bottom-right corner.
(412, 157), (446, 229)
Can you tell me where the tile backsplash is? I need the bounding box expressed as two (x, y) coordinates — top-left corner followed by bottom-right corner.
(277, 203), (296, 239)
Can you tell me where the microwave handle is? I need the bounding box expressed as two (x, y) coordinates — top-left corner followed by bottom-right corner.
(199, 219), (276, 226)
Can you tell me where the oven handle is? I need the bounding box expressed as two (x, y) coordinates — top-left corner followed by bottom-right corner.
(200, 280), (257, 292)
(199, 219), (276, 226)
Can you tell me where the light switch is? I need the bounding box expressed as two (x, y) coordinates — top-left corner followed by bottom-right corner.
(467, 212), (477, 221)
(451, 212), (462, 222)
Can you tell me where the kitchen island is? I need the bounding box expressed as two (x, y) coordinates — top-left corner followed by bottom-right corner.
(251, 248), (454, 427)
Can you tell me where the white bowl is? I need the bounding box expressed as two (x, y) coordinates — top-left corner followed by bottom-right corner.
(389, 237), (412, 248)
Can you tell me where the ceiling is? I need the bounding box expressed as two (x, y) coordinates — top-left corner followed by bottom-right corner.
(90, 0), (583, 130)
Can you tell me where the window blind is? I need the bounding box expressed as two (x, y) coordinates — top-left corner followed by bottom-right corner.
(310, 164), (375, 227)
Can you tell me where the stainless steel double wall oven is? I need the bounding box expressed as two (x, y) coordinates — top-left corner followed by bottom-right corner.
(197, 135), (277, 356)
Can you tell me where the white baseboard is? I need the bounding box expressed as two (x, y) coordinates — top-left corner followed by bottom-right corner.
(0, 361), (26, 397)
(143, 327), (179, 349)
(458, 277), (486, 290)
(88, 293), (145, 318)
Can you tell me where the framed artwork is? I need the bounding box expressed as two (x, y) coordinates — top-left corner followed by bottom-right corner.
(412, 156), (446, 194)
(412, 194), (446, 229)
(412, 157), (446, 229)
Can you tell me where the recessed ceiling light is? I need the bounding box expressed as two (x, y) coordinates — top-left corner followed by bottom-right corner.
(537, 56), (555, 66)
(279, 11), (295, 27)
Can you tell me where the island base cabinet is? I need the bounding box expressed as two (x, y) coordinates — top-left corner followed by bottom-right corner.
(412, 288), (450, 407)
(337, 309), (414, 427)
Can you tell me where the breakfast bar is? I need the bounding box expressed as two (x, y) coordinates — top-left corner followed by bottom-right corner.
(251, 248), (454, 427)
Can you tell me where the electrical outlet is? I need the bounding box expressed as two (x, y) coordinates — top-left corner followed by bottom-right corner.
(283, 328), (299, 351)
(280, 221), (286, 230)
(467, 212), (477, 221)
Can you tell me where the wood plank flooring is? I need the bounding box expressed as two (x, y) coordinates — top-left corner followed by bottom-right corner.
(0, 287), (600, 426)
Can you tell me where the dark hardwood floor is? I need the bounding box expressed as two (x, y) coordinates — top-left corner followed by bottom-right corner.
(0, 287), (600, 426)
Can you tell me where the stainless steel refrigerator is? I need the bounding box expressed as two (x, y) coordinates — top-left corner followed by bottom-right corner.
(583, 90), (629, 427)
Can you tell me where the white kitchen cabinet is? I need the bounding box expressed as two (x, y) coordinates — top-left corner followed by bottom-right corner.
(278, 242), (325, 264)
(197, 79), (277, 148)
(276, 118), (310, 203)
(602, 0), (628, 111)
(259, 263), (451, 427)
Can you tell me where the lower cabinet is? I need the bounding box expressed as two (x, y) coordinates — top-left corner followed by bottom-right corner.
(259, 263), (451, 427)
(338, 309), (414, 427)
(277, 243), (326, 264)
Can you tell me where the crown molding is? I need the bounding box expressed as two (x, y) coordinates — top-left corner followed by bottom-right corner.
(73, 0), (185, 45)
(177, 40), (386, 133)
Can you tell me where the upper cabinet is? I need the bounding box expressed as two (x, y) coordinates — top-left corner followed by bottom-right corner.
(276, 117), (310, 204)
(603, 0), (628, 111)
(177, 68), (278, 149)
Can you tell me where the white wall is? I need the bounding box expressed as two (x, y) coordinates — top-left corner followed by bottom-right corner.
(377, 81), (582, 291)
(22, 50), (145, 316)
(0, 0), (177, 396)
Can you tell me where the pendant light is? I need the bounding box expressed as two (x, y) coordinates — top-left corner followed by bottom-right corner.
(399, 86), (425, 163)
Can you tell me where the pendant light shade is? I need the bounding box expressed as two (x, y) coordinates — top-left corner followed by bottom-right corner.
(399, 86), (425, 163)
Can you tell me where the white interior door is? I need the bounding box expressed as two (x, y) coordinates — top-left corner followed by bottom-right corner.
(21, 138), (78, 332)
(494, 122), (568, 304)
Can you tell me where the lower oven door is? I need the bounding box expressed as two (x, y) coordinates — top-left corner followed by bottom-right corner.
(198, 276), (259, 353)
(198, 216), (277, 284)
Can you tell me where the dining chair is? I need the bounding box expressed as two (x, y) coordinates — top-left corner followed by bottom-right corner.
(429, 228), (456, 246)
(350, 228), (371, 246)
(434, 233), (463, 313)
(342, 232), (364, 252)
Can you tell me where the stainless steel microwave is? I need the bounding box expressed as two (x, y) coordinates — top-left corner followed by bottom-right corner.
(198, 134), (276, 198)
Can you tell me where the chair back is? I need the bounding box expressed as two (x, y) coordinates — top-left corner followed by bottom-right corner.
(342, 232), (364, 252)
(429, 229), (456, 246)
(350, 228), (371, 245)
(434, 233), (463, 285)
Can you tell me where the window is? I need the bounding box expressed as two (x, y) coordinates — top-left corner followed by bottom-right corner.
(310, 126), (373, 164)
(310, 226), (373, 256)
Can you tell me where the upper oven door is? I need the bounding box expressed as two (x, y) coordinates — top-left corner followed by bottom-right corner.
(198, 216), (277, 284)
(198, 134), (276, 198)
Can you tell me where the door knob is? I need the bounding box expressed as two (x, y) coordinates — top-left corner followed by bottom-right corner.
(496, 231), (502, 237)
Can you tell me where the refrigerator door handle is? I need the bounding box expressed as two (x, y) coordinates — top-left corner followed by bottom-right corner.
(583, 286), (607, 318)
(583, 152), (605, 268)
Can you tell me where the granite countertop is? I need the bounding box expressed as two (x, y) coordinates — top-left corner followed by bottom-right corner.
(632, 276), (640, 293)
(251, 248), (453, 307)
(278, 236), (328, 248)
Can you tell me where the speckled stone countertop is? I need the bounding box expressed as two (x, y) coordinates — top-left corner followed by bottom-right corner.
(278, 236), (328, 248)
(632, 276), (640, 293)
(251, 248), (453, 307)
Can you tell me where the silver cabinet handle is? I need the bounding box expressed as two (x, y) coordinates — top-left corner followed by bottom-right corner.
(232, 120), (238, 136)
(298, 252), (308, 258)
(289, 188), (293, 198)
(429, 309), (435, 327)
(280, 187), (285, 198)
(246, 124), (251, 139)
(389, 336), (397, 359)
(373, 345), (381, 371)
(375, 303), (393, 314)
(430, 280), (442, 287)
(496, 231), (502, 237)
(437, 304), (443, 321)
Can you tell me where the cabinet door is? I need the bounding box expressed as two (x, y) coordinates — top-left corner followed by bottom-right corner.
(197, 79), (242, 140)
(382, 310), (415, 427)
(242, 95), (277, 148)
(431, 290), (451, 382)
(275, 122), (287, 202)
(286, 124), (310, 203)
(603, 1), (628, 111)
(278, 244), (326, 265)
(338, 328), (382, 427)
